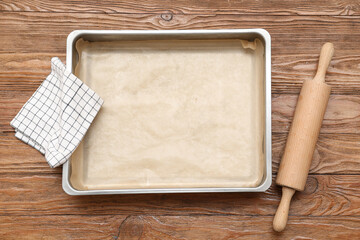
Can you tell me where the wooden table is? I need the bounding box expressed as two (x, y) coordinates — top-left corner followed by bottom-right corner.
(1, 1), (359, 239)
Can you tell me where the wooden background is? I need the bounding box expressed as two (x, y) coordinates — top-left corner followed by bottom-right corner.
(1, 0), (360, 239)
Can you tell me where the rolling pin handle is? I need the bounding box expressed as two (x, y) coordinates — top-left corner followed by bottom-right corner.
(273, 186), (296, 232)
(314, 42), (334, 83)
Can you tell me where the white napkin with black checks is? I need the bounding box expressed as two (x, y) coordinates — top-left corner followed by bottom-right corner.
(10, 57), (103, 168)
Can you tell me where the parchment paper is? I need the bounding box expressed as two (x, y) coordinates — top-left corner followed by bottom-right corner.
(70, 38), (265, 190)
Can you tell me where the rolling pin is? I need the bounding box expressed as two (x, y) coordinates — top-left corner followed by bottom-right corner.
(273, 42), (334, 232)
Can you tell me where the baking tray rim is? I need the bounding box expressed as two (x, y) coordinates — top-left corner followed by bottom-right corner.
(62, 29), (272, 195)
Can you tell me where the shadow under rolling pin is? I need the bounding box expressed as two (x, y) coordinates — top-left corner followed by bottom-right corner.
(273, 42), (334, 232)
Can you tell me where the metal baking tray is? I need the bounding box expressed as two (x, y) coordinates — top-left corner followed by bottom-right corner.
(62, 29), (271, 195)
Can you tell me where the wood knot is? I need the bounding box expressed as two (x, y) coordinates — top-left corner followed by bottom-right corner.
(161, 13), (173, 21)
(116, 216), (144, 240)
(303, 176), (319, 195)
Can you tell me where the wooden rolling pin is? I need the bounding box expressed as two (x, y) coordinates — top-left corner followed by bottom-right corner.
(273, 42), (334, 232)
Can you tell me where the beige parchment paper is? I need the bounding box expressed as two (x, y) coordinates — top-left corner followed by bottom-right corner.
(70, 38), (265, 190)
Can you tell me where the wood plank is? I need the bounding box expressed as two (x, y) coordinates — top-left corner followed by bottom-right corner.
(1, 13), (360, 55)
(1, 0), (360, 16)
(0, 53), (55, 94)
(272, 94), (360, 134)
(1, 13), (360, 94)
(0, 174), (359, 216)
(0, 215), (125, 240)
(272, 54), (360, 95)
(1, 52), (360, 95)
(0, 53), (65, 92)
(123, 215), (359, 239)
(2, 93), (359, 134)
(1, 132), (360, 175)
(0, 215), (359, 240)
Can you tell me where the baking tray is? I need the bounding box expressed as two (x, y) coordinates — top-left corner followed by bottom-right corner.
(62, 29), (271, 195)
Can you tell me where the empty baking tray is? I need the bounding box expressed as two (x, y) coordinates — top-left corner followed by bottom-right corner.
(62, 29), (272, 195)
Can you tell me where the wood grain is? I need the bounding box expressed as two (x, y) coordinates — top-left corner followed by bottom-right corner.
(0, 215), (359, 240)
(0, 174), (359, 217)
(1, 0), (360, 16)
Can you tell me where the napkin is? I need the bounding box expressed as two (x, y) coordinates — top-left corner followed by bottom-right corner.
(10, 57), (103, 168)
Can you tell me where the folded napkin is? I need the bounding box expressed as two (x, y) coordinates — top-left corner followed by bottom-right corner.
(10, 57), (103, 168)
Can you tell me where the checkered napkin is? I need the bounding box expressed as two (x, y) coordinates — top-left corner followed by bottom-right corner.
(10, 57), (103, 168)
